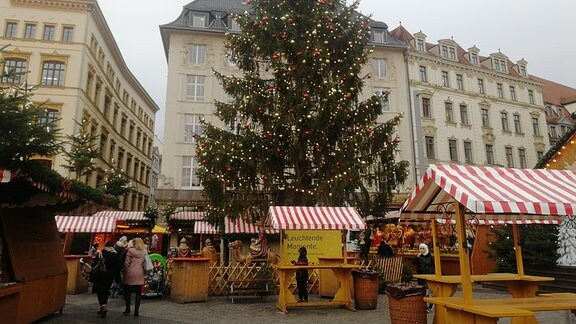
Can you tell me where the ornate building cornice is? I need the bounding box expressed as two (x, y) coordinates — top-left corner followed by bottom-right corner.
(11, 0), (90, 11)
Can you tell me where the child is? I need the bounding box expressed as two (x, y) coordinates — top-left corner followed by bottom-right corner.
(293, 246), (309, 302)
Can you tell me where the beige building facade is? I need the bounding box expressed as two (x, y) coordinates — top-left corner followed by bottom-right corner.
(0, 0), (159, 210)
(158, 0), (416, 207)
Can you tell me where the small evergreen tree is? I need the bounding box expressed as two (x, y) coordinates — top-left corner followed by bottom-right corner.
(61, 119), (100, 181)
(100, 164), (133, 197)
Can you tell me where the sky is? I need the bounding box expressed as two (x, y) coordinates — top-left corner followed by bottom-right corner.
(97, 0), (576, 141)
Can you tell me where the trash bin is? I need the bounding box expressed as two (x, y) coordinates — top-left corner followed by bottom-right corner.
(385, 282), (427, 324)
(352, 269), (379, 310)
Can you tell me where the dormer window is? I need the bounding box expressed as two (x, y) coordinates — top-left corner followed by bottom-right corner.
(493, 58), (507, 72)
(191, 13), (207, 28)
(416, 39), (425, 52)
(373, 30), (386, 43)
(230, 18), (241, 31)
(471, 53), (479, 65)
(519, 65), (527, 77)
(441, 45), (456, 60)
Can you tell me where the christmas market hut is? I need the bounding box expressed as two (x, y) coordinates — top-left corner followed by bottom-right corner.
(167, 211), (205, 251)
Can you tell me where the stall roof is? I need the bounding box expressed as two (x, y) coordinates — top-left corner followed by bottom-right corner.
(400, 164), (576, 222)
(194, 221), (219, 234)
(55, 215), (116, 233)
(171, 211), (205, 221)
(267, 206), (366, 230)
(225, 217), (278, 234)
(0, 169), (18, 183)
(92, 210), (146, 221)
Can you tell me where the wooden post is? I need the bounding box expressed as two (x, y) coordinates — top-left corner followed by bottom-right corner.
(431, 220), (442, 278)
(343, 230), (348, 265)
(454, 202), (473, 303)
(511, 223), (525, 276)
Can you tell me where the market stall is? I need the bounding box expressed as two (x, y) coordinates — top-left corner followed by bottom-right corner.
(400, 164), (575, 323)
(167, 211), (205, 251)
(266, 206), (365, 313)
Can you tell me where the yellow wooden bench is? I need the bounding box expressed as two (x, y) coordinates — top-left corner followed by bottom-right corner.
(426, 294), (576, 324)
(228, 278), (272, 303)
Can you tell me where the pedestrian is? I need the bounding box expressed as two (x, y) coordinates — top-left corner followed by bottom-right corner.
(413, 243), (435, 311)
(123, 237), (147, 317)
(377, 240), (394, 258)
(292, 246), (309, 302)
(88, 243), (99, 256)
(92, 241), (121, 318)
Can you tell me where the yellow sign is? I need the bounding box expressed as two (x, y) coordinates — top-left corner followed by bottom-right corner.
(282, 230), (342, 265)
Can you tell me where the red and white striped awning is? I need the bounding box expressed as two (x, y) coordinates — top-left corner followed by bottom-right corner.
(55, 215), (116, 233)
(224, 217), (279, 234)
(92, 211), (146, 221)
(400, 164), (576, 223)
(194, 221), (219, 234)
(0, 169), (18, 183)
(267, 206), (367, 230)
(171, 211), (206, 221)
(400, 217), (563, 225)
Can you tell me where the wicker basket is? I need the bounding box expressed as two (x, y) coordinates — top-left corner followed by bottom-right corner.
(388, 294), (427, 324)
(352, 270), (379, 310)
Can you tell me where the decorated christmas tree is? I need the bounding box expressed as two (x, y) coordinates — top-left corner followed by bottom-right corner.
(61, 119), (100, 181)
(196, 0), (408, 224)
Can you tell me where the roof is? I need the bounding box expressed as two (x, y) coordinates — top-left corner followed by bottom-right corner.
(225, 217), (278, 234)
(92, 210), (147, 221)
(530, 75), (576, 106)
(400, 164), (576, 223)
(55, 216), (116, 233)
(194, 221), (219, 234)
(266, 206), (366, 230)
(170, 211), (206, 221)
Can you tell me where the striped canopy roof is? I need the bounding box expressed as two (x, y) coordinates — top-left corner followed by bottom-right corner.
(193, 221), (219, 234)
(55, 216), (116, 233)
(92, 210), (147, 221)
(400, 164), (576, 223)
(224, 217), (279, 234)
(171, 211), (205, 221)
(267, 206), (366, 230)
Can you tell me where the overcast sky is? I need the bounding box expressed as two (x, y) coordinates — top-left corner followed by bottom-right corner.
(97, 0), (576, 140)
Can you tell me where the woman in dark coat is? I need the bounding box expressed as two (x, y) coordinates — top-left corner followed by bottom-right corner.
(413, 243), (434, 285)
(92, 241), (121, 318)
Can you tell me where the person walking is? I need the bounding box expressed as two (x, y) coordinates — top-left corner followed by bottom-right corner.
(292, 246), (309, 302)
(92, 241), (121, 318)
(123, 237), (147, 317)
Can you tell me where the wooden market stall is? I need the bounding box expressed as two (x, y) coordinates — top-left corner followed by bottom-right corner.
(400, 164), (576, 324)
(0, 169), (112, 323)
(266, 206), (365, 313)
(167, 211), (206, 252)
(54, 215), (117, 294)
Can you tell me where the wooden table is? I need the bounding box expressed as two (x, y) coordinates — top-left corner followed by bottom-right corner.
(275, 264), (359, 313)
(415, 273), (555, 323)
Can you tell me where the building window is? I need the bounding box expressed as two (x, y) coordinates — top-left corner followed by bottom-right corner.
(230, 18), (241, 31)
(24, 23), (36, 39)
(422, 97), (431, 118)
(509, 86), (516, 101)
(501, 111), (509, 131)
(62, 26), (73, 42)
(373, 30), (386, 43)
(441, 71), (450, 87)
(181, 156), (200, 187)
(456, 74), (464, 90)
(464, 141), (473, 163)
(471, 53), (479, 65)
(186, 75), (205, 101)
(374, 87), (390, 111)
(505, 147), (514, 167)
(425, 136), (435, 160)
(184, 114), (203, 142)
(42, 25), (55, 40)
(518, 148), (527, 168)
(37, 108), (59, 132)
(449, 139), (458, 162)
(460, 105), (469, 125)
(192, 14), (207, 28)
(536, 151), (544, 161)
(441, 45), (456, 60)
(449, 47), (456, 60)
(419, 66), (427, 82)
(493, 58), (507, 72)
(2, 58), (27, 83)
(497, 83), (504, 98)
(4, 22), (17, 37)
(441, 45), (449, 58)
(532, 117), (540, 136)
(550, 125), (557, 138)
(519, 65), (527, 77)
(514, 114), (522, 133)
(187, 44), (206, 65)
(481, 108), (490, 127)
(478, 79), (485, 94)
(445, 101), (454, 122)
(372, 59), (387, 77)
(528, 90), (535, 104)
(417, 39), (425, 52)
(41, 61), (65, 86)
(485, 144), (494, 165)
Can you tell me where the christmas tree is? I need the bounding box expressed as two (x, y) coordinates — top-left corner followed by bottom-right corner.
(61, 119), (100, 181)
(100, 164), (134, 198)
(196, 0), (408, 224)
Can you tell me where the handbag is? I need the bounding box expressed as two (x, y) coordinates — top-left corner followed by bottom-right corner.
(88, 252), (107, 282)
(143, 253), (153, 274)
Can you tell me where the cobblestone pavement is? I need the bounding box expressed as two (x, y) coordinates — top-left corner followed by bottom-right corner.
(38, 285), (575, 324)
